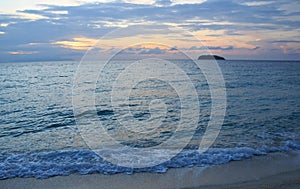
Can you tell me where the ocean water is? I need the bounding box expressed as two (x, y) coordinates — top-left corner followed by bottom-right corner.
(0, 60), (299, 179)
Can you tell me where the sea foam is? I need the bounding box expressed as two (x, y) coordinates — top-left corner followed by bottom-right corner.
(0, 140), (299, 179)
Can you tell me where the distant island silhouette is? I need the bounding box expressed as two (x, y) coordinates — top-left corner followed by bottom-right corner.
(198, 55), (226, 60)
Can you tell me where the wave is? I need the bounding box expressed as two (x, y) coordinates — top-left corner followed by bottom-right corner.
(0, 140), (299, 179)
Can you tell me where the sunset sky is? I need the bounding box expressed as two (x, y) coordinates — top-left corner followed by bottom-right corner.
(0, 0), (299, 62)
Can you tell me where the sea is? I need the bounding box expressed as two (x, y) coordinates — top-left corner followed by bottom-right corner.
(0, 60), (299, 179)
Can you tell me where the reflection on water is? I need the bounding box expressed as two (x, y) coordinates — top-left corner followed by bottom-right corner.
(0, 60), (299, 152)
(0, 60), (300, 178)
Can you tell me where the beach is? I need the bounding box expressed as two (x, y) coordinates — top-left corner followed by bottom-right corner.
(1, 0), (300, 188)
(1, 151), (300, 189)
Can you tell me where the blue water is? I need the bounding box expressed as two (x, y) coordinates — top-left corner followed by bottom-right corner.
(0, 60), (299, 179)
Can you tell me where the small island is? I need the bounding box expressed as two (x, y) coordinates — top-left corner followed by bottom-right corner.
(198, 55), (226, 60)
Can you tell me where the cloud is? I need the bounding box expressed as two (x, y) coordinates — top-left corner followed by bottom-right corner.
(155, 0), (172, 6)
(242, 1), (274, 7)
(0, 0), (299, 62)
(0, 23), (10, 27)
(252, 46), (260, 50)
(123, 0), (155, 4)
(7, 51), (38, 55)
(190, 45), (234, 51)
(171, 0), (207, 5)
(120, 46), (167, 55)
(271, 40), (300, 43)
(140, 47), (166, 54)
(52, 37), (97, 50)
(170, 46), (178, 51)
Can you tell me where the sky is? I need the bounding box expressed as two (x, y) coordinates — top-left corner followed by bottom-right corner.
(0, 0), (299, 62)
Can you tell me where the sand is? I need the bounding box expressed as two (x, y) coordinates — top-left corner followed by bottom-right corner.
(1, 151), (300, 189)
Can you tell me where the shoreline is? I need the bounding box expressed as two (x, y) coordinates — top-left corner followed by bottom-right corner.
(1, 151), (300, 189)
